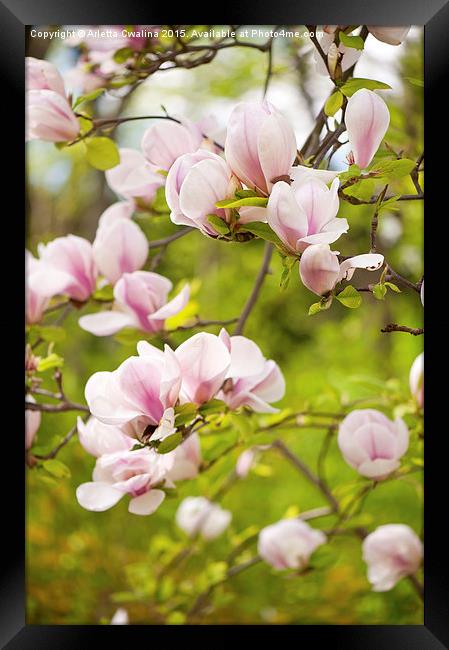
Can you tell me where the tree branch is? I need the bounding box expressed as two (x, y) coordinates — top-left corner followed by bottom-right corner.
(234, 243), (273, 335)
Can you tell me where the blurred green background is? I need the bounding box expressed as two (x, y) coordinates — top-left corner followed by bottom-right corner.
(26, 27), (423, 624)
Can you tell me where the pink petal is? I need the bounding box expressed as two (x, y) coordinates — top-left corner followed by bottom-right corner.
(79, 311), (133, 336)
(128, 489), (165, 515)
(76, 482), (123, 511)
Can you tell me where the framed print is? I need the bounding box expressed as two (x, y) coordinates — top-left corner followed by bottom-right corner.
(3, 0), (449, 646)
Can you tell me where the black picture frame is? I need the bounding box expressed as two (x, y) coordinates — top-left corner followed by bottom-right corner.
(5, 1), (449, 646)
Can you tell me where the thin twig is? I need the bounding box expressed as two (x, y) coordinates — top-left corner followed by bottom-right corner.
(381, 324), (424, 336)
(234, 243), (273, 335)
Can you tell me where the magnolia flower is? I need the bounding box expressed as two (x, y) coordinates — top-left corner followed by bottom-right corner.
(77, 416), (134, 457)
(345, 89), (390, 170)
(173, 332), (231, 405)
(267, 178), (348, 253)
(409, 352), (424, 409)
(235, 445), (270, 478)
(367, 27), (410, 45)
(26, 89), (80, 143)
(85, 343), (181, 437)
(166, 150), (239, 235)
(64, 63), (105, 95)
(105, 148), (164, 202)
(76, 445), (174, 515)
(26, 250), (50, 324)
(26, 57), (66, 95)
(79, 272), (190, 336)
(258, 519), (326, 570)
(110, 608), (129, 625)
(289, 166), (339, 186)
(315, 31), (362, 77)
(299, 243), (384, 296)
(25, 396), (41, 450)
(34, 235), (97, 302)
(362, 524), (423, 591)
(217, 329), (285, 413)
(225, 101), (297, 195)
(338, 409), (409, 480)
(168, 433), (202, 481)
(175, 496), (232, 540)
(92, 202), (149, 285)
(141, 120), (203, 172)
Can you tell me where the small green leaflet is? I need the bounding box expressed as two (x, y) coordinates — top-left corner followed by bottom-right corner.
(339, 78), (392, 97)
(324, 91), (344, 117)
(335, 285), (362, 308)
(85, 137), (120, 171)
(215, 196), (268, 209)
(338, 32), (365, 51)
(72, 88), (105, 109)
(157, 431), (183, 454)
(206, 215), (230, 235)
(369, 158), (416, 180)
(238, 222), (283, 246)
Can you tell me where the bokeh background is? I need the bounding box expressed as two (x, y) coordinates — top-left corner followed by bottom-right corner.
(26, 26), (423, 624)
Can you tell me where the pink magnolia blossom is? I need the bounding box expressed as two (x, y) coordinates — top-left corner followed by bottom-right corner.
(92, 202), (148, 285)
(105, 148), (164, 202)
(77, 416), (134, 457)
(258, 519), (326, 570)
(409, 352), (424, 409)
(173, 332), (231, 405)
(79, 272), (189, 336)
(85, 343), (181, 437)
(338, 409), (409, 480)
(168, 433), (202, 481)
(362, 524), (423, 591)
(111, 608), (129, 625)
(267, 178), (348, 253)
(26, 250), (50, 324)
(25, 396), (41, 450)
(26, 89), (80, 143)
(235, 445), (270, 478)
(166, 150), (239, 235)
(345, 89), (390, 169)
(225, 101), (297, 196)
(34, 235), (97, 302)
(367, 27), (410, 45)
(175, 496), (232, 540)
(315, 31), (362, 76)
(289, 166), (339, 186)
(217, 329), (285, 413)
(141, 120), (203, 172)
(26, 57), (66, 95)
(76, 445), (174, 515)
(299, 243), (384, 296)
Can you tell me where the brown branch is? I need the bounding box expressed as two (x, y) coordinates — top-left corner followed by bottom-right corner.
(25, 399), (90, 414)
(33, 421), (80, 460)
(148, 227), (193, 249)
(381, 323), (424, 336)
(370, 184), (389, 253)
(234, 243), (273, 335)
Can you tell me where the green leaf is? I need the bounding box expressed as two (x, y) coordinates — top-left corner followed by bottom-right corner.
(405, 77), (424, 88)
(113, 47), (134, 63)
(385, 281), (401, 293)
(157, 431), (183, 454)
(42, 459), (71, 479)
(215, 197), (268, 209)
(324, 91), (344, 117)
(239, 222), (283, 246)
(372, 283), (387, 300)
(339, 78), (392, 97)
(335, 285), (362, 308)
(92, 284), (114, 301)
(174, 402), (198, 426)
(85, 137), (120, 171)
(199, 399), (225, 416)
(339, 32), (365, 50)
(369, 158), (416, 180)
(35, 325), (66, 343)
(37, 353), (64, 372)
(308, 302), (323, 316)
(338, 164), (361, 184)
(234, 189), (258, 199)
(72, 88), (105, 109)
(206, 214), (230, 236)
